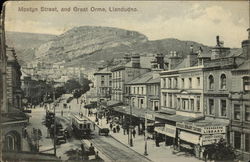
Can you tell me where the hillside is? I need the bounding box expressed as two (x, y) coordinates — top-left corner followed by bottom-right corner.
(5, 26), (241, 70)
(5, 31), (57, 64)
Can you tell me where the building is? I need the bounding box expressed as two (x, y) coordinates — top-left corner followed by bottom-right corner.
(94, 66), (112, 103)
(229, 28), (250, 160)
(110, 54), (151, 103)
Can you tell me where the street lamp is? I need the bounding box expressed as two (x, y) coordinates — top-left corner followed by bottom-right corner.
(129, 97), (133, 147)
(144, 111), (148, 156)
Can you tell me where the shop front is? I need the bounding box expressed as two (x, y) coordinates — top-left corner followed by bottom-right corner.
(176, 121), (227, 159)
(154, 123), (177, 147)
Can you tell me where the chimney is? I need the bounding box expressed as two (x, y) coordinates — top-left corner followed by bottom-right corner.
(168, 51), (182, 70)
(242, 28), (250, 60)
(211, 35), (230, 59)
(186, 45), (198, 67)
(123, 54), (131, 63)
(131, 53), (140, 68)
(150, 58), (158, 70)
(155, 53), (165, 69)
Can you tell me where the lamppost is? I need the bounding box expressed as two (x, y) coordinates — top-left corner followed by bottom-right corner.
(129, 97), (133, 147)
(144, 111), (148, 156)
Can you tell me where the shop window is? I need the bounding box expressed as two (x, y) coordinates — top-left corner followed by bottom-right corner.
(208, 99), (214, 115)
(245, 133), (250, 152)
(234, 132), (241, 149)
(243, 76), (250, 91)
(234, 104), (241, 120)
(220, 100), (227, 117)
(245, 105), (250, 121)
(208, 75), (214, 90)
(220, 74), (226, 89)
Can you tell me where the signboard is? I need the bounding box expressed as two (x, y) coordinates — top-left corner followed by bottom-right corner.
(145, 113), (155, 120)
(164, 124), (176, 138)
(201, 134), (225, 146)
(176, 122), (226, 135)
(176, 122), (203, 134)
(154, 124), (176, 138)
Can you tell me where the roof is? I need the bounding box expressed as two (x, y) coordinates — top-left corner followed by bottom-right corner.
(94, 67), (112, 75)
(127, 71), (153, 85)
(146, 76), (160, 84)
(233, 59), (250, 71)
(111, 56), (153, 72)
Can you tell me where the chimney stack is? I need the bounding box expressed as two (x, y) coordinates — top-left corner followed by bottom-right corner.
(168, 51), (182, 70)
(242, 28), (250, 60)
(131, 53), (140, 68)
(211, 36), (230, 59)
(186, 45), (198, 67)
(155, 53), (165, 69)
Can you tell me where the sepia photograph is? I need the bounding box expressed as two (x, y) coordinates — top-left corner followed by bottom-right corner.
(0, 1), (249, 161)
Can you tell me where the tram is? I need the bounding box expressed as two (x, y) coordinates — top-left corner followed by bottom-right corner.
(71, 114), (93, 139)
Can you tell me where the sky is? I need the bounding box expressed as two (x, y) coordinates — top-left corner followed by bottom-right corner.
(4, 1), (250, 48)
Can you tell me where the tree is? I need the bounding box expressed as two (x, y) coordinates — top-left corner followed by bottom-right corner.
(65, 79), (82, 93)
(206, 138), (235, 161)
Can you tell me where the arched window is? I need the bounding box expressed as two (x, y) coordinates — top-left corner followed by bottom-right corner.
(208, 75), (214, 89)
(220, 74), (226, 89)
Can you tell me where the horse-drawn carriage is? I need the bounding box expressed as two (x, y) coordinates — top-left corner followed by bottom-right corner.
(71, 114), (93, 139)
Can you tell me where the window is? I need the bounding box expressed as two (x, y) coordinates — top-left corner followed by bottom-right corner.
(197, 96), (200, 112)
(189, 78), (192, 88)
(101, 81), (104, 86)
(141, 87), (144, 94)
(101, 75), (104, 80)
(174, 78), (178, 88)
(197, 77), (200, 87)
(190, 99), (194, 111)
(234, 104), (241, 120)
(208, 99), (215, 115)
(245, 133), (250, 152)
(234, 132), (241, 149)
(169, 94), (172, 107)
(245, 105), (250, 121)
(208, 75), (214, 89)
(182, 78), (185, 88)
(168, 78), (172, 88)
(133, 87), (136, 94)
(137, 87), (139, 94)
(177, 98), (180, 109)
(109, 80), (112, 86)
(243, 76), (250, 91)
(220, 100), (227, 117)
(220, 74), (226, 89)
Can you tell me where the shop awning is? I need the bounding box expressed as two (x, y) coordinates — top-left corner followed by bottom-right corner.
(112, 105), (155, 120)
(154, 124), (176, 138)
(155, 112), (194, 123)
(179, 131), (200, 144)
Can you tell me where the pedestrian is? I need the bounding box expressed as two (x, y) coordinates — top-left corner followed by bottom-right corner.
(106, 117), (109, 124)
(132, 129), (136, 138)
(123, 128), (126, 135)
(93, 122), (95, 130)
(127, 128), (129, 135)
(116, 125), (120, 133)
(109, 123), (113, 130)
(203, 148), (208, 162)
(113, 127), (116, 133)
(61, 110), (63, 116)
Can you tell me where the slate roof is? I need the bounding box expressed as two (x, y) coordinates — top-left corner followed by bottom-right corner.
(126, 71), (154, 85)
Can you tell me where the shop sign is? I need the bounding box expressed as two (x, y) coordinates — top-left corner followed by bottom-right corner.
(164, 124), (176, 138)
(179, 131), (200, 144)
(176, 122), (203, 134)
(201, 134), (225, 146)
(203, 126), (226, 134)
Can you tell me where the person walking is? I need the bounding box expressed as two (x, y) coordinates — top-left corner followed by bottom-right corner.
(116, 125), (120, 133)
(132, 129), (136, 138)
(109, 123), (113, 130)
